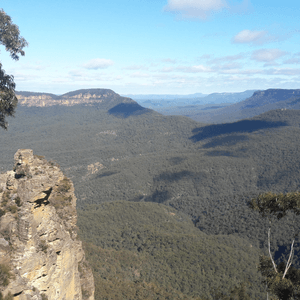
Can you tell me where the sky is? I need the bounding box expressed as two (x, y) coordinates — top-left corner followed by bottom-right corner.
(1, 0), (300, 95)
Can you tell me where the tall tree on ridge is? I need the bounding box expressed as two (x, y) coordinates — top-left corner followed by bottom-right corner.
(0, 8), (27, 129)
(250, 192), (300, 300)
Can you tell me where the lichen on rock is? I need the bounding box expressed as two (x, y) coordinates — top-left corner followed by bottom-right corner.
(0, 149), (94, 300)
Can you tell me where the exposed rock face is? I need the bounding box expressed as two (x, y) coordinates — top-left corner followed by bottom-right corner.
(16, 88), (134, 108)
(0, 150), (94, 300)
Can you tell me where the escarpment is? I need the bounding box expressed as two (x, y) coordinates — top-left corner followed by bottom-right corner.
(0, 149), (94, 300)
(16, 89), (134, 107)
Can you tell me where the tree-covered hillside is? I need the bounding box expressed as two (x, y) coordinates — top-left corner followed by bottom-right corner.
(1, 97), (300, 298)
(78, 201), (265, 299)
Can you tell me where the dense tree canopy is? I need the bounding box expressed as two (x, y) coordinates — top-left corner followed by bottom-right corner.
(0, 9), (27, 129)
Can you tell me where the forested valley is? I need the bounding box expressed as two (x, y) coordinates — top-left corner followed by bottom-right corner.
(1, 91), (300, 299)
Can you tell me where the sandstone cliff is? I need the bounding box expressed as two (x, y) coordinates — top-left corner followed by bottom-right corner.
(16, 89), (134, 108)
(0, 150), (95, 300)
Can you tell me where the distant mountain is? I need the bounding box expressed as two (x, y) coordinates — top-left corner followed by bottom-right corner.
(131, 90), (257, 110)
(16, 89), (257, 111)
(183, 88), (300, 123)
(16, 88), (137, 110)
(2, 89), (300, 298)
(16, 91), (59, 99)
(241, 88), (300, 108)
(122, 92), (207, 100)
(191, 90), (257, 104)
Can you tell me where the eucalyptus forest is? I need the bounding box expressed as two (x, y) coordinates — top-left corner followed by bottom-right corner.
(1, 97), (300, 299)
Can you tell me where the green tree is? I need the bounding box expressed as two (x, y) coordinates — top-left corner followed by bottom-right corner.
(212, 282), (251, 300)
(0, 9), (28, 129)
(250, 192), (300, 300)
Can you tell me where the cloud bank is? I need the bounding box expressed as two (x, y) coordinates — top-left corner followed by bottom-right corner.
(82, 58), (114, 70)
(251, 49), (287, 62)
(233, 30), (267, 45)
(164, 0), (250, 20)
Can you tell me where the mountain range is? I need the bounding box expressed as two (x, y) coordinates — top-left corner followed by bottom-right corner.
(1, 87), (300, 299)
(147, 88), (300, 123)
(125, 90), (257, 110)
(187, 88), (300, 123)
(122, 92), (207, 100)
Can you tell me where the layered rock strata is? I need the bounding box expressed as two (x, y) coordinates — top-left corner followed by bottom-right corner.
(16, 89), (133, 107)
(0, 149), (94, 300)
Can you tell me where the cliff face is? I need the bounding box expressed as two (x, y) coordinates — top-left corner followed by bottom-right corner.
(242, 88), (300, 108)
(16, 88), (134, 108)
(0, 150), (94, 300)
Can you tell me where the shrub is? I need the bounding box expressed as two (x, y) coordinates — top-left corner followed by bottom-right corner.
(48, 160), (60, 168)
(8, 205), (17, 214)
(1, 191), (10, 207)
(15, 165), (30, 178)
(41, 293), (48, 300)
(39, 240), (48, 253)
(51, 195), (72, 210)
(0, 264), (12, 287)
(34, 155), (45, 160)
(1, 228), (10, 242)
(57, 177), (72, 193)
(15, 196), (21, 207)
(82, 289), (91, 300)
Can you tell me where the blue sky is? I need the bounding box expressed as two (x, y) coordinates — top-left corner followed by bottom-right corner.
(1, 0), (300, 95)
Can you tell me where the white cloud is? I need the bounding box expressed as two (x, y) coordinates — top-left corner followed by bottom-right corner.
(164, 0), (250, 20)
(218, 69), (241, 74)
(129, 72), (150, 78)
(82, 58), (114, 70)
(198, 54), (212, 60)
(283, 56), (300, 65)
(233, 30), (267, 45)
(157, 64), (212, 73)
(68, 69), (122, 82)
(263, 68), (300, 76)
(122, 65), (146, 70)
(177, 65), (213, 72)
(216, 67), (261, 75)
(218, 62), (242, 70)
(69, 70), (86, 77)
(162, 58), (177, 64)
(263, 62), (280, 67)
(164, 0), (228, 19)
(207, 54), (244, 65)
(19, 63), (47, 71)
(251, 49), (287, 62)
(233, 29), (288, 45)
(160, 67), (174, 72)
(239, 69), (262, 75)
(14, 73), (40, 81)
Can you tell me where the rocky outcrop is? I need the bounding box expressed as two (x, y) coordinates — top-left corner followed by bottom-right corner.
(0, 150), (94, 300)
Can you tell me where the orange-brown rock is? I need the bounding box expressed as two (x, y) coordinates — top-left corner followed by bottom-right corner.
(16, 89), (133, 108)
(0, 149), (94, 300)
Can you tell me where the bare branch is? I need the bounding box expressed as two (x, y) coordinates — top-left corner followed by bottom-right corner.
(268, 227), (278, 273)
(282, 239), (295, 279)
